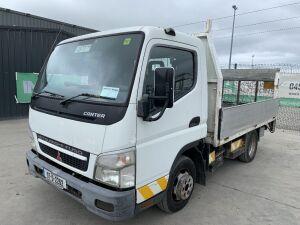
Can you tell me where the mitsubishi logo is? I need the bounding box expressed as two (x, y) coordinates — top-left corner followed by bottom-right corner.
(56, 151), (62, 161)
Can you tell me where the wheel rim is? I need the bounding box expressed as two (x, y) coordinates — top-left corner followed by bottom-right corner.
(248, 136), (257, 158)
(173, 171), (194, 201)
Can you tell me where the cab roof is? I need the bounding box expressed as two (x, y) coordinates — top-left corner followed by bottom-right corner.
(58, 26), (203, 47)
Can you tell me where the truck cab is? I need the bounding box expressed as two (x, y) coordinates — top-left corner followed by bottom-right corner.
(26, 26), (278, 221)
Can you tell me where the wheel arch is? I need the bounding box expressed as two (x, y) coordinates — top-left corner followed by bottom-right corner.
(170, 140), (206, 186)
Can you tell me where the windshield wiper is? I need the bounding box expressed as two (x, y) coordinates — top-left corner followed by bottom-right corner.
(60, 93), (105, 105)
(32, 90), (64, 99)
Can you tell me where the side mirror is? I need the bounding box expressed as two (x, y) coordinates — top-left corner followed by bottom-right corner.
(153, 67), (174, 108)
(137, 67), (175, 121)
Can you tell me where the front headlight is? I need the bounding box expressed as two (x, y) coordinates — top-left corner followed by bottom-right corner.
(94, 149), (135, 188)
(28, 123), (37, 151)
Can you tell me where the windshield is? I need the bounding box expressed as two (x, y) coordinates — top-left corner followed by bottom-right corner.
(35, 33), (144, 104)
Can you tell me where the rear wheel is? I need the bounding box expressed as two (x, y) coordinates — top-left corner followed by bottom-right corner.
(238, 131), (258, 163)
(158, 156), (196, 213)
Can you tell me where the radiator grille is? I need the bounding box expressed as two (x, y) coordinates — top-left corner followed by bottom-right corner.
(38, 135), (89, 171)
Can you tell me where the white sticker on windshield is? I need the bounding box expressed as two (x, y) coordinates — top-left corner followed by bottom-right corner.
(75, 44), (92, 53)
(100, 86), (119, 99)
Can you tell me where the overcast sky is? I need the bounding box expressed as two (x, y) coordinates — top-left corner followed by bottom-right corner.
(2, 0), (300, 66)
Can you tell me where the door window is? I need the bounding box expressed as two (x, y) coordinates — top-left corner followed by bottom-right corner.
(143, 46), (196, 101)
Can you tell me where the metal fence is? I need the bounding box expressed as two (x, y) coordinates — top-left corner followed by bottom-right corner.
(223, 63), (300, 74)
(276, 107), (300, 131)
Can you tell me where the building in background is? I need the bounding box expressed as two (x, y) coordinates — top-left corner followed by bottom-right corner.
(0, 7), (97, 119)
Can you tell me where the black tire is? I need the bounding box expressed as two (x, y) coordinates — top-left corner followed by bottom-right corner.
(157, 156), (196, 213)
(238, 131), (258, 163)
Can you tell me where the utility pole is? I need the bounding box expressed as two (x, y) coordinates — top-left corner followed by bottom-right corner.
(251, 54), (255, 68)
(228, 5), (238, 69)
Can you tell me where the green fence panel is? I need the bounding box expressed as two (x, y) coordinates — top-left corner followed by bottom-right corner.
(279, 98), (300, 107)
(15, 72), (38, 103)
(223, 79), (300, 108)
(223, 94), (300, 107)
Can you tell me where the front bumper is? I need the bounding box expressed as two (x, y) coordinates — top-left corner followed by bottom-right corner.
(26, 150), (135, 221)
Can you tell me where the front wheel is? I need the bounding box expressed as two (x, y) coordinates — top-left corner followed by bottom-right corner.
(158, 156), (196, 213)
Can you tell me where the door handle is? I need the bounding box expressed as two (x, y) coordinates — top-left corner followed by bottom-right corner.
(189, 117), (200, 128)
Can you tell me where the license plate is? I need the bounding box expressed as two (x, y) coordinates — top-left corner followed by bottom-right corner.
(43, 169), (67, 189)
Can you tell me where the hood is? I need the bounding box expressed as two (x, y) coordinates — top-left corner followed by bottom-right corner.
(29, 104), (137, 155)
(29, 108), (105, 155)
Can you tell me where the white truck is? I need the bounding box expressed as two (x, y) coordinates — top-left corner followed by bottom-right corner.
(26, 26), (279, 221)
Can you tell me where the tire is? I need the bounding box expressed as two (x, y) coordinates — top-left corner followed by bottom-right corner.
(238, 131), (258, 163)
(157, 156), (196, 213)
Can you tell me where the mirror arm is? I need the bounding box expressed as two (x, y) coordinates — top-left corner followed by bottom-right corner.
(145, 100), (169, 122)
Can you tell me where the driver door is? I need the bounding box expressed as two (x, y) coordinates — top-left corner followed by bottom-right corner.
(135, 39), (207, 193)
